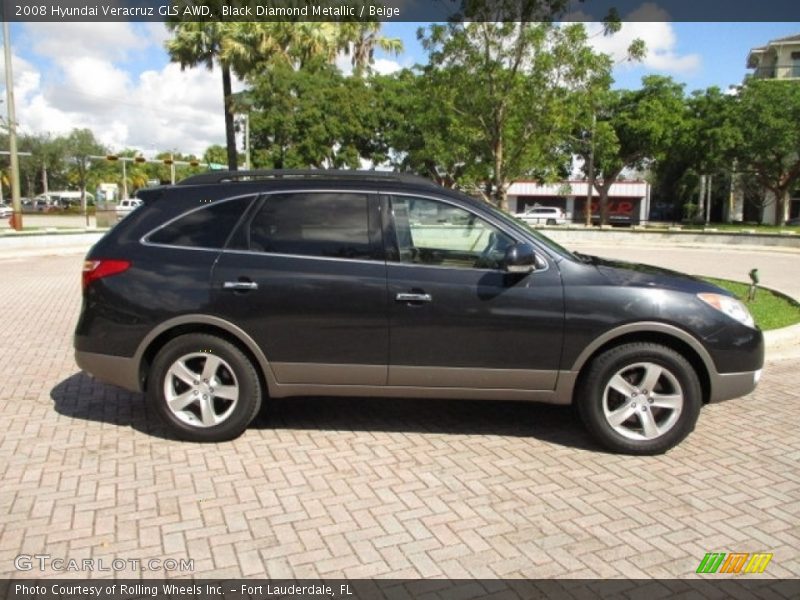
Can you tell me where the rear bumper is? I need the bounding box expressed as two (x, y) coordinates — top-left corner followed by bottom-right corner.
(708, 368), (762, 403)
(75, 350), (141, 392)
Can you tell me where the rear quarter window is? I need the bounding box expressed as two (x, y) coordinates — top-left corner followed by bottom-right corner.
(146, 196), (254, 249)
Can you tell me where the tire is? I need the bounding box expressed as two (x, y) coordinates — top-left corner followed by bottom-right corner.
(147, 333), (262, 442)
(576, 342), (702, 455)
(546, 218), (557, 226)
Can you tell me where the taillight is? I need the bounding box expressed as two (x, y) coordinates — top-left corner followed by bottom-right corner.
(82, 259), (131, 290)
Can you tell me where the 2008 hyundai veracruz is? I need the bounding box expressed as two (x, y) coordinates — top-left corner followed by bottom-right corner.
(74, 170), (763, 455)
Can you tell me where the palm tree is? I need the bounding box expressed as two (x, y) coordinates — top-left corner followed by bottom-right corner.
(166, 20), (239, 171)
(166, 21), (403, 172)
(339, 22), (403, 76)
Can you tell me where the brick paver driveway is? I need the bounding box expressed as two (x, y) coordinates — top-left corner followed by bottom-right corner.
(1, 254), (798, 579)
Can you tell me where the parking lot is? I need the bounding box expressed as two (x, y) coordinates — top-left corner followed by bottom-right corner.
(0, 253), (798, 579)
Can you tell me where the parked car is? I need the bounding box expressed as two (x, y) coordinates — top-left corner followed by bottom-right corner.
(0, 203), (12, 218)
(518, 206), (568, 226)
(75, 170), (763, 454)
(115, 198), (143, 215)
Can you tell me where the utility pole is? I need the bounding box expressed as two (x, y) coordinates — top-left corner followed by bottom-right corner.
(3, 19), (22, 230)
(585, 112), (596, 227)
(244, 113), (251, 171)
(121, 159), (128, 199)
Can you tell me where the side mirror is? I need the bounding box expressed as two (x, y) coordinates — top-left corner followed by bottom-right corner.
(503, 242), (538, 274)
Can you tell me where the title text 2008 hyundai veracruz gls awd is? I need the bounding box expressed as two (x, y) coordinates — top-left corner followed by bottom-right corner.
(74, 171), (763, 454)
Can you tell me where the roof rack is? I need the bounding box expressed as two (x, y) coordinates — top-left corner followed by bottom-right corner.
(177, 169), (439, 187)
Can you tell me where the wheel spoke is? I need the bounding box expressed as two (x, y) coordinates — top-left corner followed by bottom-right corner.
(167, 390), (196, 411)
(650, 393), (682, 410)
(199, 395), (218, 427)
(638, 408), (661, 439)
(640, 364), (663, 393)
(608, 374), (636, 398)
(163, 351), (240, 430)
(214, 385), (238, 401)
(201, 355), (221, 381)
(170, 361), (198, 387)
(607, 403), (636, 427)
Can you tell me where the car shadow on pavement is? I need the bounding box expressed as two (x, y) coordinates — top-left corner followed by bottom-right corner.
(50, 372), (176, 441)
(51, 372), (599, 451)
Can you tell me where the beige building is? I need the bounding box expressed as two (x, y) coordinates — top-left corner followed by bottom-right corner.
(746, 34), (800, 80)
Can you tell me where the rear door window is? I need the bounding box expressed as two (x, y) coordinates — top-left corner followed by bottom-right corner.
(240, 192), (380, 261)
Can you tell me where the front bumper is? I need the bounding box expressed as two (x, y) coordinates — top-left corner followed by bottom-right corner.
(75, 350), (141, 392)
(708, 368), (762, 403)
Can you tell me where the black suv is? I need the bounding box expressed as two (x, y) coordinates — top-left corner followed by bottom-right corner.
(74, 170), (763, 454)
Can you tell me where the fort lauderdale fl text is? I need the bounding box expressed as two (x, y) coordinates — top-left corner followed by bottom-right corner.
(16, 583), (354, 597)
(35, 2), (401, 18)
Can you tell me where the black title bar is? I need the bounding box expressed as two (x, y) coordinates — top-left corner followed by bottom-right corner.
(2, 0), (799, 22)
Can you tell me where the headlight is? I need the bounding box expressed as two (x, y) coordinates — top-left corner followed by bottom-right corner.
(697, 293), (755, 328)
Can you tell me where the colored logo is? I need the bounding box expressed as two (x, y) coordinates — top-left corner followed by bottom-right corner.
(696, 552), (773, 574)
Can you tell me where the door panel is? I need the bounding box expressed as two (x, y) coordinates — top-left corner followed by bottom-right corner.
(210, 192), (388, 385)
(385, 195), (564, 389)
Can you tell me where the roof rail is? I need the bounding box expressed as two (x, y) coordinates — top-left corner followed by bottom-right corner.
(177, 169), (439, 187)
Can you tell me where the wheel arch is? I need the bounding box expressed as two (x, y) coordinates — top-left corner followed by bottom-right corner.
(566, 322), (714, 405)
(135, 315), (276, 396)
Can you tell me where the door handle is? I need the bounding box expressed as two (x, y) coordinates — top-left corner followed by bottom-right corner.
(396, 292), (432, 303)
(223, 281), (258, 291)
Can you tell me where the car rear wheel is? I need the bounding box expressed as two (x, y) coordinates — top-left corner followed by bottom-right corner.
(147, 333), (262, 442)
(546, 218), (557, 225)
(577, 342), (702, 455)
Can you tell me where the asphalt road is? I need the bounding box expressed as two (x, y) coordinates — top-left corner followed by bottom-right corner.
(570, 242), (800, 301)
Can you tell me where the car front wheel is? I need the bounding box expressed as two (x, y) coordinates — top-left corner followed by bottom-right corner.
(577, 342), (702, 455)
(147, 333), (262, 442)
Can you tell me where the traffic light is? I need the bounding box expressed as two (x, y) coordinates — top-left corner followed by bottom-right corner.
(189, 160), (200, 167)
(162, 158), (174, 166)
(106, 155), (119, 161)
(134, 156), (146, 164)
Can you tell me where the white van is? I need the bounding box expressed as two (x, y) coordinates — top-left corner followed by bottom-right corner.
(34, 191), (94, 209)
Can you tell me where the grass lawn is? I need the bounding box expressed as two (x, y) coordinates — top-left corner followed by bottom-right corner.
(703, 277), (800, 331)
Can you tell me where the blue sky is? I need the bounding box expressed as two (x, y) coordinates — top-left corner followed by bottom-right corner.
(2, 21), (799, 155)
(380, 22), (800, 91)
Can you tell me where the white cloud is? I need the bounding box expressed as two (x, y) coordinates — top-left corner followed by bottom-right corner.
(371, 58), (404, 75)
(2, 22), (234, 156)
(4, 21), (404, 157)
(22, 22), (143, 62)
(567, 3), (701, 75)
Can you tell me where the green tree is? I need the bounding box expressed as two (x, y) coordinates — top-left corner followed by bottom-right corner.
(372, 69), (487, 188)
(248, 60), (379, 169)
(579, 76), (686, 224)
(420, 12), (614, 209)
(168, 18), (401, 172)
(733, 80), (800, 225)
(63, 129), (107, 224)
(203, 144), (228, 167)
